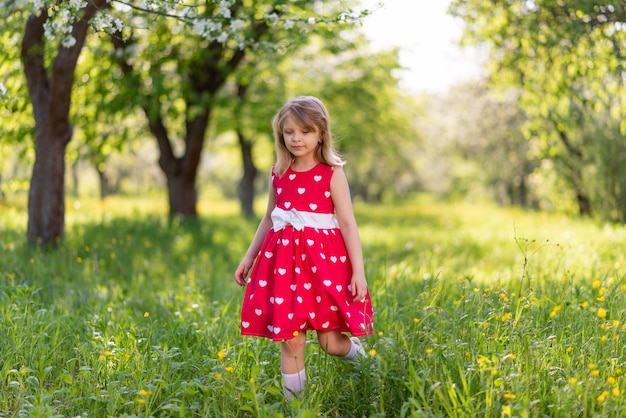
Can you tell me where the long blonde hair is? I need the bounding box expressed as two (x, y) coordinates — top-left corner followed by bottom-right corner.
(272, 96), (345, 177)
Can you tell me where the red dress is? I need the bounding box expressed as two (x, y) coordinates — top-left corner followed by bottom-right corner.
(240, 163), (374, 341)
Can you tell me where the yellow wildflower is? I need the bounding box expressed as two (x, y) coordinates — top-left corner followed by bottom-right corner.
(598, 390), (609, 402)
(592, 280), (601, 288)
(598, 308), (607, 319)
(218, 350), (226, 359)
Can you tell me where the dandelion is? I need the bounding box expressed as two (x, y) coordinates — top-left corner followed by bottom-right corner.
(503, 393), (516, 400)
(144, 312), (150, 318)
(608, 377), (616, 385)
(218, 350), (226, 359)
(215, 373), (223, 380)
(413, 318), (420, 324)
(612, 387), (621, 397)
(138, 389), (151, 396)
(598, 390), (609, 402)
(369, 349), (377, 357)
(378, 331), (384, 336)
(501, 312), (513, 322)
(566, 346), (573, 353)
(502, 354), (516, 361)
(225, 366), (234, 372)
(581, 301), (589, 309)
(76, 256), (83, 263)
(426, 348), (433, 355)
(613, 320), (620, 328)
(568, 378), (578, 385)
(591, 370), (600, 377)
(598, 308), (607, 319)
(137, 397), (146, 404)
(592, 280), (601, 288)
(550, 305), (561, 318)
(7, 273), (16, 280)
(601, 335), (608, 342)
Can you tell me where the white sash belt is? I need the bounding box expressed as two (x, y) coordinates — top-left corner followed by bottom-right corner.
(271, 207), (337, 231)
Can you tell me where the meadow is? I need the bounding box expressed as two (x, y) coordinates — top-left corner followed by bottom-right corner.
(1, 194), (626, 417)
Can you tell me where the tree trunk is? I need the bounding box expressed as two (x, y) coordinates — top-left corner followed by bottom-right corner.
(237, 129), (258, 218)
(21, 1), (107, 246)
(27, 126), (70, 245)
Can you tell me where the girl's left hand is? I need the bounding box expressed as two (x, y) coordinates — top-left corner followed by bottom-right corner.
(350, 274), (368, 302)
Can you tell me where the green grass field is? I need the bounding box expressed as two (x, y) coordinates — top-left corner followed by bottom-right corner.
(1, 195), (625, 417)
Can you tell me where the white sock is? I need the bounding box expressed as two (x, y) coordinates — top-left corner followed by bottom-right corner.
(282, 368), (306, 399)
(342, 338), (360, 362)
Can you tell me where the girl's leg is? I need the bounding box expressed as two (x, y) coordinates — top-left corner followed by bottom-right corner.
(316, 330), (351, 356)
(317, 330), (365, 362)
(281, 332), (307, 398)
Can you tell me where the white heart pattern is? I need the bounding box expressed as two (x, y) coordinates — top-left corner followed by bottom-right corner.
(309, 203), (318, 210)
(289, 174), (296, 180)
(282, 239), (290, 246)
(284, 202), (291, 208)
(316, 296), (322, 303)
(314, 175), (322, 182)
(309, 312), (316, 319)
(307, 239), (315, 246)
(259, 280), (267, 287)
(322, 321), (330, 328)
(298, 188), (306, 194)
(323, 280), (332, 287)
(340, 256), (347, 263)
(330, 256), (337, 263)
(336, 285), (343, 292)
(255, 309), (262, 316)
(242, 321), (250, 328)
(275, 297), (284, 305)
(331, 305), (339, 311)
(278, 268), (287, 275)
(264, 251), (273, 258)
(277, 188), (283, 194)
(324, 191), (331, 198)
(288, 313), (294, 320)
(304, 283), (312, 290)
(290, 284), (297, 291)
(294, 268), (301, 274)
(297, 296), (303, 303)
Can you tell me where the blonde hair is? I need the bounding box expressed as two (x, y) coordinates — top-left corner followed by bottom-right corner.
(272, 96), (345, 177)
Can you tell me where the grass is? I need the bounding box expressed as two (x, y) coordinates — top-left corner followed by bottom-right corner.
(1, 194), (626, 417)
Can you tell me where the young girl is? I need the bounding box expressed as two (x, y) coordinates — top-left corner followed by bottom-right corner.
(234, 95), (374, 399)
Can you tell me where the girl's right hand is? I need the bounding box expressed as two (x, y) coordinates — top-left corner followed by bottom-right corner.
(234, 261), (251, 286)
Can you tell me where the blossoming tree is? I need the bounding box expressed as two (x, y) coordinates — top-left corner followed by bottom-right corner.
(1, 0), (367, 245)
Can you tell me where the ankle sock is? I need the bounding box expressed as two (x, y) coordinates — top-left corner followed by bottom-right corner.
(342, 337), (365, 362)
(282, 368), (306, 399)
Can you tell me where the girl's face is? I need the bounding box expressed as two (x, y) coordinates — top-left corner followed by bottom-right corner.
(282, 116), (321, 163)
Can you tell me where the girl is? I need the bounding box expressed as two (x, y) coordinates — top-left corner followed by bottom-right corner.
(234, 96), (374, 399)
